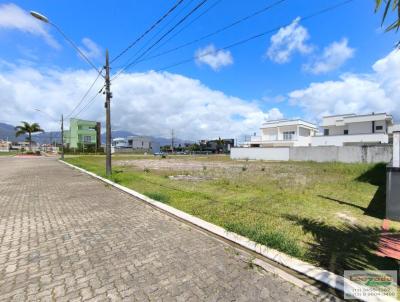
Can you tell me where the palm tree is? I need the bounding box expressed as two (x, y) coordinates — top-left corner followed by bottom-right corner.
(376, 0), (400, 33)
(15, 121), (44, 151)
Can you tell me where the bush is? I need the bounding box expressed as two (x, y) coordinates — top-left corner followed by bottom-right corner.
(144, 192), (170, 204)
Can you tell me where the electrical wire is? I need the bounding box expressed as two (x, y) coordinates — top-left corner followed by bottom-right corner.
(112, 0), (286, 78)
(74, 86), (104, 119)
(66, 70), (104, 118)
(111, 0), (355, 81)
(150, 0), (223, 54)
(112, 0), (209, 81)
(110, 0), (186, 64)
(112, 0), (197, 70)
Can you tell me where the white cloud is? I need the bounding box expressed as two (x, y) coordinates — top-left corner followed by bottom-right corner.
(195, 44), (233, 71)
(79, 38), (102, 61)
(289, 50), (400, 121)
(0, 61), (281, 140)
(267, 17), (313, 64)
(0, 3), (59, 48)
(304, 38), (355, 74)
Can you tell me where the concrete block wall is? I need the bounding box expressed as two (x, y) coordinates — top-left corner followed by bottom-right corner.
(230, 147), (289, 161)
(231, 145), (392, 163)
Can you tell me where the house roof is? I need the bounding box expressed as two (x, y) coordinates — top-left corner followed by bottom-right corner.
(261, 119), (317, 130)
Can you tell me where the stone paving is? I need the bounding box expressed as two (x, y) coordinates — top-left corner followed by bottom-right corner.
(0, 157), (318, 301)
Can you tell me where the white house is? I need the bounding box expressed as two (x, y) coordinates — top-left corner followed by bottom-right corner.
(243, 119), (318, 147)
(127, 136), (160, 153)
(112, 137), (129, 148)
(312, 113), (393, 146)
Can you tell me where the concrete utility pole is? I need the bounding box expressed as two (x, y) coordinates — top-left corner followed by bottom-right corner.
(105, 49), (112, 176)
(61, 114), (64, 159)
(171, 129), (175, 153)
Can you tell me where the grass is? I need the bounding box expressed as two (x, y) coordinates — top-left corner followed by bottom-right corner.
(0, 151), (17, 156)
(65, 154), (400, 276)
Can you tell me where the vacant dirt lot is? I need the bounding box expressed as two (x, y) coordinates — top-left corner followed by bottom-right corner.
(115, 158), (243, 171)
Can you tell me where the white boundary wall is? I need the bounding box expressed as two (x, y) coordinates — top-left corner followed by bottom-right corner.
(231, 145), (392, 163)
(230, 147), (289, 161)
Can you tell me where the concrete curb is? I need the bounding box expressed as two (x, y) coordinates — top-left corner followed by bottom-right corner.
(60, 160), (396, 302)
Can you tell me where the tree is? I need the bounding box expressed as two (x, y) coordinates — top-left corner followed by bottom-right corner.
(375, 0), (400, 33)
(15, 121), (44, 150)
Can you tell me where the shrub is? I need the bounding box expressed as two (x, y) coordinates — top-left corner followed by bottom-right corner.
(144, 192), (170, 204)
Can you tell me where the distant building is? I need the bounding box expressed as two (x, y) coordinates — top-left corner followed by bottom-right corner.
(64, 118), (101, 149)
(113, 136), (160, 153)
(112, 137), (129, 148)
(312, 113), (393, 146)
(127, 136), (160, 153)
(0, 140), (10, 152)
(242, 119), (318, 147)
(199, 138), (234, 153)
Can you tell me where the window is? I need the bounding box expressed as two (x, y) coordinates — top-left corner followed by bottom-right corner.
(283, 131), (295, 140)
(83, 136), (92, 143)
(376, 125), (383, 131)
(324, 129), (329, 136)
(344, 130), (348, 135)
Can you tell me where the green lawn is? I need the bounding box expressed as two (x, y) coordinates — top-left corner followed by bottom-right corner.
(65, 154), (399, 275)
(0, 151), (17, 156)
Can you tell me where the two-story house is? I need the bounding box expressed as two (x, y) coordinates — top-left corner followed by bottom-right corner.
(64, 118), (101, 149)
(244, 119), (318, 147)
(312, 113), (393, 146)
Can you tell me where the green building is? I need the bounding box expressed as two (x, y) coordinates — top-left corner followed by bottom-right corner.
(64, 118), (101, 150)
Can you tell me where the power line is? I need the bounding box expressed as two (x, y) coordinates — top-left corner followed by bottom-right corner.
(113, 0), (197, 69)
(150, 0), (223, 54)
(112, 0), (286, 77)
(66, 70), (104, 118)
(110, 0), (186, 64)
(112, 0), (209, 81)
(112, 0), (355, 81)
(74, 87), (104, 119)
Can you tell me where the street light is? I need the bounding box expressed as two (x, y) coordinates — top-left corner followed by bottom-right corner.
(34, 108), (64, 159)
(30, 11), (49, 23)
(30, 10), (112, 176)
(30, 10), (101, 75)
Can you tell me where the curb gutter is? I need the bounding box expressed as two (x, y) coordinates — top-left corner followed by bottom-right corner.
(60, 160), (396, 302)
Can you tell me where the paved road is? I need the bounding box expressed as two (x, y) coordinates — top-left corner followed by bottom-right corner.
(0, 157), (317, 301)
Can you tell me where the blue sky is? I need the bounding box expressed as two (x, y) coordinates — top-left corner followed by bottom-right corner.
(0, 0), (399, 139)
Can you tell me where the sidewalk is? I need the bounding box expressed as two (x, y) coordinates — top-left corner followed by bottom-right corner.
(0, 157), (316, 301)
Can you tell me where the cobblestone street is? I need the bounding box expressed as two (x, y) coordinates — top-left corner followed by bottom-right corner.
(0, 157), (317, 301)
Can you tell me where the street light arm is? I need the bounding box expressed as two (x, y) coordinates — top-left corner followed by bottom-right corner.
(49, 22), (103, 76)
(30, 10), (104, 77)
(34, 108), (60, 123)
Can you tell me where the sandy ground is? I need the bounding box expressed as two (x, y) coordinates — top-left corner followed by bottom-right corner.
(115, 158), (243, 171)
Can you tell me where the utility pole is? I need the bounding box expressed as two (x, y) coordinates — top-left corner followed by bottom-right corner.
(105, 49), (112, 176)
(171, 129), (175, 153)
(61, 114), (64, 159)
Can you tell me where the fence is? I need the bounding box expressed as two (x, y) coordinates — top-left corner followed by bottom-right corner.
(231, 145), (393, 163)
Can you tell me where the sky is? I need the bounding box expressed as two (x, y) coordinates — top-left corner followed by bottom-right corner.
(0, 0), (399, 140)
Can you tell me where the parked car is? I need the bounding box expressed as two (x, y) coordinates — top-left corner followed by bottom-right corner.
(154, 152), (166, 156)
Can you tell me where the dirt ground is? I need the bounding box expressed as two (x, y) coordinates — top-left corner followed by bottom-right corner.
(115, 158), (244, 171)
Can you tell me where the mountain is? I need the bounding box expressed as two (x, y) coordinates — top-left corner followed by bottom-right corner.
(0, 123), (192, 146)
(0, 123), (17, 141)
(103, 130), (193, 146)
